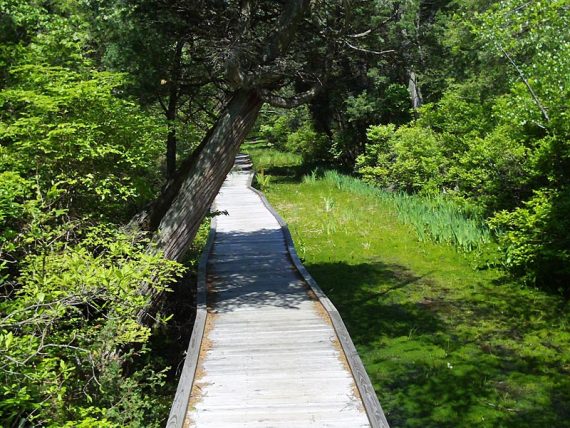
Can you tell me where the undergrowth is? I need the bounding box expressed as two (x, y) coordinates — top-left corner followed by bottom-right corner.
(243, 142), (490, 253)
(319, 170), (491, 252)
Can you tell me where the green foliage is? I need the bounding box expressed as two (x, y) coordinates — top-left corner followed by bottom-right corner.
(0, 66), (165, 220)
(256, 107), (331, 164)
(318, 170), (490, 253)
(0, 2), (184, 425)
(489, 189), (570, 291)
(0, 158), (184, 427)
(351, 0), (570, 286)
(0, 171), (30, 244)
(357, 124), (447, 194)
(254, 169), (271, 191)
(259, 114), (290, 149)
(242, 141), (303, 172)
(452, 125), (531, 211)
(1, 220), (183, 426)
(285, 121), (329, 163)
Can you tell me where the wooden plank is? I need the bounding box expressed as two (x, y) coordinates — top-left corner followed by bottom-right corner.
(166, 217), (217, 428)
(171, 154), (389, 428)
(248, 167), (391, 428)
(166, 310), (206, 428)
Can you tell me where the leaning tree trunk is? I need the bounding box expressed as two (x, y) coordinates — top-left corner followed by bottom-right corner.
(138, 88), (263, 324)
(136, 1), (311, 325)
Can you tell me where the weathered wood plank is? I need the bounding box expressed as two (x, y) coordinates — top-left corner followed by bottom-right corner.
(165, 219), (217, 428)
(169, 154), (389, 428)
(249, 165), (391, 428)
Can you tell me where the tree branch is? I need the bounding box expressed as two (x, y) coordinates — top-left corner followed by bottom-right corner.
(348, 29), (372, 38)
(261, 0), (312, 64)
(499, 45), (549, 123)
(343, 40), (395, 56)
(259, 85), (320, 108)
(225, 0), (312, 90)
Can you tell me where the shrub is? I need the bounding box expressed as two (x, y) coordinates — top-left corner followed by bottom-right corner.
(285, 121), (329, 164)
(356, 124), (447, 194)
(0, 216), (184, 426)
(489, 189), (570, 292)
(259, 114), (289, 149)
(452, 125), (531, 211)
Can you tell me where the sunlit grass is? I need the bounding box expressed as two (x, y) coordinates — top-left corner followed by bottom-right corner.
(243, 141), (570, 428)
(241, 140), (302, 170)
(318, 169), (491, 252)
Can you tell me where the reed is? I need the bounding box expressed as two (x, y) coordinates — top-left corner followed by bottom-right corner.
(314, 170), (491, 252)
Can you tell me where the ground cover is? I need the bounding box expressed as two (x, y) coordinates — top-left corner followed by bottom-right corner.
(242, 142), (570, 428)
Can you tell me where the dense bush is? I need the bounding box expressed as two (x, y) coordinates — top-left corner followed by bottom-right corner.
(258, 106), (331, 164)
(0, 66), (165, 221)
(356, 124), (447, 194)
(349, 0), (570, 289)
(0, 219), (183, 426)
(490, 189), (570, 291)
(259, 113), (290, 150)
(285, 122), (329, 164)
(0, 2), (185, 425)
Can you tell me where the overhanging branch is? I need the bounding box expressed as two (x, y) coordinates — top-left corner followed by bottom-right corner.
(343, 40), (395, 56)
(224, 0), (312, 90)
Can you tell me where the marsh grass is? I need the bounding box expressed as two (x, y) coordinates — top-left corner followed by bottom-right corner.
(255, 168), (271, 191)
(242, 141), (303, 170)
(319, 170), (491, 252)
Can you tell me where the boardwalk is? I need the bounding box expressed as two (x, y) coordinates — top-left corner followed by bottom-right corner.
(168, 155), (389, 428)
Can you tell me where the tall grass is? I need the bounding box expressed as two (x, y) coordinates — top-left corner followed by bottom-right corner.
(242, 142), (302, 170)
(255, 169), (272, 191)
(318, 170), (491, 252)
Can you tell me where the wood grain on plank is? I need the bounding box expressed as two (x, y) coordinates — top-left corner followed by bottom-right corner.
(169, 154), (390, 428)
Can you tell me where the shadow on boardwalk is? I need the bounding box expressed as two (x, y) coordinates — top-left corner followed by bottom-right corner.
(207, 228), (308, 313)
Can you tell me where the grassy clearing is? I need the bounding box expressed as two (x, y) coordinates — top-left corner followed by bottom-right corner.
(242, 142), (570, 428)
(240, 140), (303, 170)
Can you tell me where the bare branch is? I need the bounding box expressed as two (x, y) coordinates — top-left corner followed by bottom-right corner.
(499, 45), (549, 123)
(346, 14), (396, 38)
(348, 29), (372, 38)
(343, 40), (395, 56)
(260, 86), (320, 108)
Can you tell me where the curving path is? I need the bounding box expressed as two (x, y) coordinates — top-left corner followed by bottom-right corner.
(168, 154), (389, 428)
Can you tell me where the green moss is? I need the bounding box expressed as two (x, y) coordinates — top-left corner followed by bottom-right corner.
(243, 142), (570, 428)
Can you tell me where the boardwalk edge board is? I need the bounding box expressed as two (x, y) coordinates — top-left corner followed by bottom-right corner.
(247, 169), (390, 428)
(166, 218), (217, 428)
(167, 154), (390, 428)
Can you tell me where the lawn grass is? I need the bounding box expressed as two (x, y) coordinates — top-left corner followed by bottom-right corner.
(242, 142), (570, 428)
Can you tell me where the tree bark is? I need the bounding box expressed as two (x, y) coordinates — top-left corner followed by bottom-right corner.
(138, 88), (263, 324)
(408, 70), (423, 110)
(166, 39), (185, 179)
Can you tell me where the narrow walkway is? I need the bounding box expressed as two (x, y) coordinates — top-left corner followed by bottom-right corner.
(170, 154), (389, 428)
